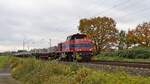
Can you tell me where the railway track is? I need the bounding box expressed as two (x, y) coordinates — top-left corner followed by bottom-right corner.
(76, 61), (150, 76)
(82, 60), (150, 69)
(61, 60), (150, 76)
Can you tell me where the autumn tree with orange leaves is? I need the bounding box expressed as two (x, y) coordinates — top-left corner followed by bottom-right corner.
(78, 16), (118, 54)
(128, 22), (150, 47)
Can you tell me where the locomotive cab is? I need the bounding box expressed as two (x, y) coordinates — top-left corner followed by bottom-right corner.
(59, 33), (93, 61)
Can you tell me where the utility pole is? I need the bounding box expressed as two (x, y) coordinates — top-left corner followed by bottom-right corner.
(49, 38), (51, 52)
(23, 39), (25, 50)
(27, 44), (30, 51)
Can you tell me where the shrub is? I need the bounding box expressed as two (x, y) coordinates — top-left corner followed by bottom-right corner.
(97, 47), (150, 59)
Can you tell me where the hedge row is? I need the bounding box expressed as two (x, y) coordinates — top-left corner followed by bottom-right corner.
(98, 47), (150, 59)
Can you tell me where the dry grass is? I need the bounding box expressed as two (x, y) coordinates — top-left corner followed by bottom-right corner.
(10, 57), (150, 84)
(0, 56), (9, 68)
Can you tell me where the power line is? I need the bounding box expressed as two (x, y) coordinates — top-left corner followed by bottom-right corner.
(94, 0), (147, 18)
(119, 7), (150, 18)
(23, 39), (25, 50)
(109, 0), (150, 22)
(49, 38), (51, 52)
(99, 0), (150, 22)
(97, 0), (130, 15)
(22, 36), (26, 50)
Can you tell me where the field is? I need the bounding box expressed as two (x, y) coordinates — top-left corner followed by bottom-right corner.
(9, 57), (150, 84)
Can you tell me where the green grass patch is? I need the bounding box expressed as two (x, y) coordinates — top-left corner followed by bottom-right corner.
(0, 56), (9, 68)
(10, 57), (150, 84)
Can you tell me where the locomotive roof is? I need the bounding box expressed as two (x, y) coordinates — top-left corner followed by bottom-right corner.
(66, 33), (87, 40)
(58, 33), (87, 44)
(70, 33), (86, 37)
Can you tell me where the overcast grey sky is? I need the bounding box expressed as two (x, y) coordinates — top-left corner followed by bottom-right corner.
(0, 0), (150, 52)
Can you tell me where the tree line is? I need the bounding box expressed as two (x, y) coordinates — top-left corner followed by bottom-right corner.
(78, 16), (150, 55)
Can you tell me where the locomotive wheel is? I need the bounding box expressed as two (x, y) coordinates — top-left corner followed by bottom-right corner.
(66, 52), (74, 62)
(67, 55), (73, 61)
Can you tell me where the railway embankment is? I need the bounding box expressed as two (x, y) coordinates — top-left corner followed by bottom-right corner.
(9, 57), (150, 84)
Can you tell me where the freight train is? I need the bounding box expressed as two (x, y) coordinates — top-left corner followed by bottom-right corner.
(15, 33), (93, 61)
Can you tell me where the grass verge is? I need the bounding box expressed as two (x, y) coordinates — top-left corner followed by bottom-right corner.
(10, 57), (150, 84)
(0, 56), (9, 68)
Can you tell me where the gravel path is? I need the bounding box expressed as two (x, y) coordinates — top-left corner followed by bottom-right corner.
(0, 65), (20, 84)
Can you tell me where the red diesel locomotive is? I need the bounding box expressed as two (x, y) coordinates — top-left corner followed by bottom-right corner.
(57, 33), (93, 61)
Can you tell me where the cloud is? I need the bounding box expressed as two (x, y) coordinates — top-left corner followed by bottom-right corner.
(0, 0), (150, 52)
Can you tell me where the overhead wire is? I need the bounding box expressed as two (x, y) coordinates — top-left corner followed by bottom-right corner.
(97, 0), (130, 15)
(90, 0), (150, 26)
(99, 0), (150, 21)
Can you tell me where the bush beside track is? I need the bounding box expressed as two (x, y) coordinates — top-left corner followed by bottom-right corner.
(10, 57), (150, 84)
(94, 47), (150, 62)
